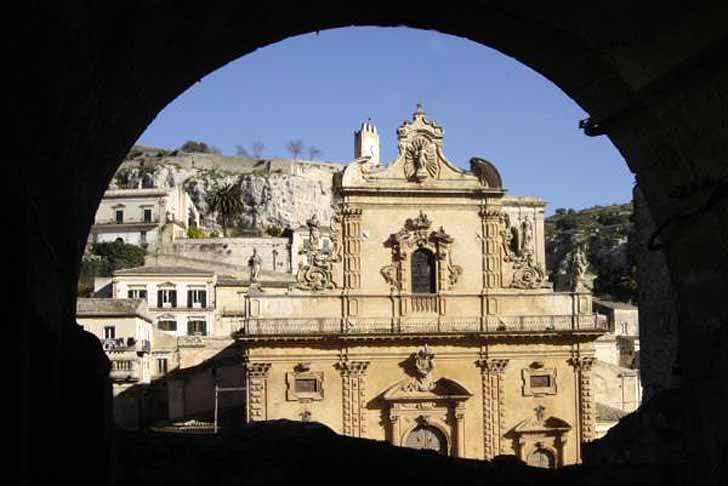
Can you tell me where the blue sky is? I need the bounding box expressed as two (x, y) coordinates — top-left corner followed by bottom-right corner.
(138, 27), (634, 215)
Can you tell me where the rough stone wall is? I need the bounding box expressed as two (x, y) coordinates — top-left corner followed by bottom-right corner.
(633, 187), (679, 401)
(169, 237), (291, 273)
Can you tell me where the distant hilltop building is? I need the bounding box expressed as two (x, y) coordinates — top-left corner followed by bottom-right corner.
(88, 185), (200, 252)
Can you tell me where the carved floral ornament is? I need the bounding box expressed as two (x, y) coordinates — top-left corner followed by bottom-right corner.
(380, 211), (463, 291)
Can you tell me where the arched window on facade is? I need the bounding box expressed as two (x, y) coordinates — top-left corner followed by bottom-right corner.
(411, 248), (436, 294)
(526, 448), (555, 469)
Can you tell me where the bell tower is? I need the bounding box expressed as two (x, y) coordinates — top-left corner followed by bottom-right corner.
(354, 118), (380, 167)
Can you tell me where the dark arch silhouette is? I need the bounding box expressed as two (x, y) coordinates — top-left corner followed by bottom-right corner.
(14, 4), (728, 486)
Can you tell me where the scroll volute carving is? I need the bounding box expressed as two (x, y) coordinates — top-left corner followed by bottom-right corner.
(498, 213), (545, 289)
(382, 211), (462, 292)
(296, 212), (342, 291)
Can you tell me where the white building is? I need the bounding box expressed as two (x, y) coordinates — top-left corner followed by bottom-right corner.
(112, 266), (217, 338)
(76, 298), (178, 429)
(89, 186), (200, 251)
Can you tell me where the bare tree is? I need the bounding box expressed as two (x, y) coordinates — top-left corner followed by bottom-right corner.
(235, 145), (250, 157)
(251, 141), (265, 159)
(308, 146), (322, 160)
(286, 139), (304, 160)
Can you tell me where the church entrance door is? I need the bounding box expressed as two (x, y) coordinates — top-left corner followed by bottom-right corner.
(527, 449), (555, 468)
(404, 425), (448, 455)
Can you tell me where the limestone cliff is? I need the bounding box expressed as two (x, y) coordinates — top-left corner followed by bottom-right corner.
(113, 146), (343, 233)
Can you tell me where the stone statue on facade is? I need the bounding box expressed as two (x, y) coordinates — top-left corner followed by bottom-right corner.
(248, 248), (262, 283)
(568, 245), (591, 292)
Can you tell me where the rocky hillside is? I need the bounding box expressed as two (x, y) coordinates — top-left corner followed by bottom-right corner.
(545, 202), (637, 303)
(113, 146), (343, 233)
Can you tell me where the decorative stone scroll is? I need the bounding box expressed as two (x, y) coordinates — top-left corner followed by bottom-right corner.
(500, 213), (545, 289)
(296, 213), (341, 290)
(337, 360), (369, 438)
(476, 358), (509, 458)
(243, 361), (271, 423)
(568, 356), (596, 443)
(382, 211), (462, 292)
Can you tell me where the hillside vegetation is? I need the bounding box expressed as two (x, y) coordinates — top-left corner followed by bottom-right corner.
(545, 202), (637, 303)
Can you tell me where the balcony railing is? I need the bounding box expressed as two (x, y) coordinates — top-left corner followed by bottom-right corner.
(96, 217), (160, 225)
(109, 359), (141, 382)
(103, 338), (150, 354)
(238, 314), (607, 337)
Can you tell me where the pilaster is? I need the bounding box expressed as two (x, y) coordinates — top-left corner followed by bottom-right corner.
(479, 205), (504, 290)
(243, 361), (271, 423)
(337, 360), (370, 437)
(568, 356), (596, 449)
(477, 358), (509, 459)
(342, 206), (362, 289)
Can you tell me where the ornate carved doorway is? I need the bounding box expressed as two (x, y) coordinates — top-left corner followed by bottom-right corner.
(411, 248), (436, 293)
(404, 424), (448, 455)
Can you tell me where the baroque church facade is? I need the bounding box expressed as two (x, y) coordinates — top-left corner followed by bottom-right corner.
(233, 106), (604, 466)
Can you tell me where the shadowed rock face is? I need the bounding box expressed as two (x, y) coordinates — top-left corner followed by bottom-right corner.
(13, 3), (728, 486)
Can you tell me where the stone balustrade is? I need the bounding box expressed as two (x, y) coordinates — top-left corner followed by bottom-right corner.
(109, 359), (141, 382)
(238, 314), (606, 337)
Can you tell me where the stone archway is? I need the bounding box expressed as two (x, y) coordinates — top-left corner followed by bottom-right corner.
(15, 4), (728, 485)
(404, 422), (449, 455)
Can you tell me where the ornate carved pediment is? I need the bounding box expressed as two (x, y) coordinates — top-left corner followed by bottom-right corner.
(383, 377), (472, 402)
(512, 405), (571, 435)
(381, 212), (462, 291)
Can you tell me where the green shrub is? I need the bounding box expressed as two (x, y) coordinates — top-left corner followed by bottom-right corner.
(265, 225), (285, 237)
(89, 241), (146, 275)
(187, 227), (207, 239)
